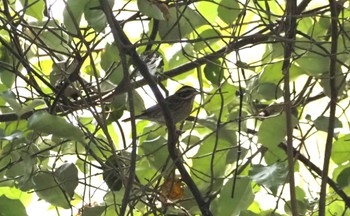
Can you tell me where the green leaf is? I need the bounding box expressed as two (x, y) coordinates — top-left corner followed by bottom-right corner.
(308, 16), (330, 39)
(33, 172), (71, 209)
(137, 0), (167, 20)
(193, 28), (221, 51)
(103, 155), (123, 191)
(298, 17), (313, 34)
(204, 59), (223, 85)
(27, 21), (71, 54)
(100, 43), (123, 85)
(63, 0), (87, 34)
(226, 147), (247, 165)
(192, 132), (232, 191)
(28, 112), (84, 142)
(0, 90), (22, 113)
(0, 187), (32, 206)
(195, 1), (218, 23)
(325, 200), (350, 215)
(80, 205), (106, 216)
(257, 83), (283, 100)
(6, 151), (37, 191)
(204, 83), (239, 118)
(0, 195), (28, 216)
(211, 177), (254, 216)
(295, 49), (330, 77)
(284, 200), (307, 216)
(126, 90), (146, 115)
(107, 93), (127, 123)
(139, 132), (170, 172)
(319, 69), (346, 98)
(264, 147), (286, 165)
(0, 67), (15, 88)
(314, 116), (343, 132)
(332, 134), (350, 164)
(19, 0), (44, 21)
(249, 162), (288, 194)
(262, 43), (284, 64)
(54, 163), (79, 198)
(217, 0), (240, 25)
(0, 131), (23, 141)
(19, 99), (45, 117)
(259, 61), (303, 84)
(181, 134), (201, 146)
(167, 44), (196, 69)
(336, 167), (350, 188)
(85, 0), (114, 32)
(258, 112), (297, 149)
(159, 6), (205, 40)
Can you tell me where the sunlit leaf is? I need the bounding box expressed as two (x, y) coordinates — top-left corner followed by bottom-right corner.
(211, 177), (254, 216)
(258, 112), (298, 150)
(249, 162), (288, 194)
(193, 28), (221, 51)
(332, 134), (350, 164)
(257, 82), (283, 100)
(217, 0), (240, 25)
(28, 112), (84, 142)
(264, 147), (287, 165)
(159, 6), (205, 40)
(19, 99), (45, 117)
(194, 3), (215, 23)
(191, 132), (232, 190)
(139, 133), (170, 172)
(0, 195), (27, 216)
(204, 83), (239, 117)
(295, 47), (330, 77)
(19, 0), (44, 21)
(259, 61), (303, 84)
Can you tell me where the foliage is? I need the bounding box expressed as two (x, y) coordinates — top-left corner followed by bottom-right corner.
(0, 0), (350, 215)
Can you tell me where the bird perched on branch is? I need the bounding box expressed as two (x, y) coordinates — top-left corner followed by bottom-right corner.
(123, 86), (199, 124)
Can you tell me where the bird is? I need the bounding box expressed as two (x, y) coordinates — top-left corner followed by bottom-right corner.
(122, 86), (199, 124)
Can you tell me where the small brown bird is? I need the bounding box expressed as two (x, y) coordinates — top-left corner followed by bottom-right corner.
(123, 86), (199, 124)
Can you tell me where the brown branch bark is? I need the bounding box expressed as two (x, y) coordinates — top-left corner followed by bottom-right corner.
(282, 0), (298, 214)
(319, 1), (339, 215)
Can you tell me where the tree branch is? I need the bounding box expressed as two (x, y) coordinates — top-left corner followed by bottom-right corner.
(282, 0), (298, 214)
(319, 1), (339, 215)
